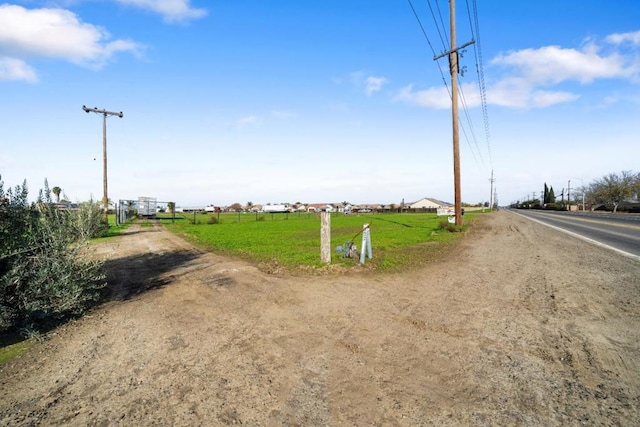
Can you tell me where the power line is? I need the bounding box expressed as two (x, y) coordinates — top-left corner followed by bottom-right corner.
(458, 84), (483, 166)
(407, 0), (451, 93)
(427, 0), (449, 52)
(468, 0), (493, 168)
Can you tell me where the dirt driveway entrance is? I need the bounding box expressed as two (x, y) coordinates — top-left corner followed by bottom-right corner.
(1, 211), (639, 425)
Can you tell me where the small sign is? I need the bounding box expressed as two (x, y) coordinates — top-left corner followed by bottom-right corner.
(437, 207), (455, 216)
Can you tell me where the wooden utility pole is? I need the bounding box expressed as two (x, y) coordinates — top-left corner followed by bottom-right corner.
(83, 105), (124, 224)
(450, 0), (461, 225)
(489, 169), (495, 210)
(434, 0), (474, 226)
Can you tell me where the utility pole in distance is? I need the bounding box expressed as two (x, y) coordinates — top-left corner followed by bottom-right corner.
(489, 169), (495, 210)
(83, 105), (124, 224)
(434, 0), (474, 226)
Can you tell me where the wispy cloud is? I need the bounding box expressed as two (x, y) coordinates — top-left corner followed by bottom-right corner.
(271, 110), (296, 119)
(393, 84), (450, 109)
(0, 57), (37, 82)
(347, 71), (389, 96)
(491, 43), (632, 85)
(115, 0), (207, 23)
(230, 115), (261, 131)
(0, 4), (141, 81)
(486, 76), (579, 108)
(365, 76), (388, 96)
(605, 30), (640, 46)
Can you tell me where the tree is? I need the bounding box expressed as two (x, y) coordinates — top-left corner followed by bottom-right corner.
(52, 186), (62, 203)
(587, 170), (639, 212)
(229, 202), (242, 212)
(548, 186), (556, 204)
(543, 183), (549, 204)
(167, 202), (175, 214)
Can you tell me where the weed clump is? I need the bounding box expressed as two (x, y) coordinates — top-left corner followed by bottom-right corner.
(439, 219), (464, 233)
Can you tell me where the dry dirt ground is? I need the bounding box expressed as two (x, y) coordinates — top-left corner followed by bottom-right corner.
(1, 211), (639, 425)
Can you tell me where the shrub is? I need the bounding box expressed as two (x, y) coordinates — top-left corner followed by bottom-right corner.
(0, 177), (106, 334)
(71, 199), (108, 240)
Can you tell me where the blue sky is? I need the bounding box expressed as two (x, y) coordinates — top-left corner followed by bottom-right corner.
(1, 0), (639, 207)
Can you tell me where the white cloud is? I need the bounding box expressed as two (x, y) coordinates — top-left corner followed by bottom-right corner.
(349, 71), (388, 96)
(487, 77), (579, 108)
(491, 44), (631, 84)
(394, 84), (449, 109)
(393, 83), (484, 109)
(365, 76), (388, 96)
(115, 0), (207, 23)
(397, 34), (639, 110)
(0, 4), (141, 76)
(605, 30), (640, 46)
(529, 90), (580, 108)
(0, 57), (37, 82)
(230, 115), (261, 130)
(271, 110), (296, 119)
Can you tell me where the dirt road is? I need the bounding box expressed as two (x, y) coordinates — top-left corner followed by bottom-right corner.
(1, 211), (639, 425)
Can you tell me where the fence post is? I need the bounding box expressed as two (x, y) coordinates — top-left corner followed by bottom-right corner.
(320, 211), (331, 264)
(359, 224), (372, 264)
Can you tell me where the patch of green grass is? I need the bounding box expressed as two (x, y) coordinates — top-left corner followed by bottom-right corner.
(163, 211), (485, 272)
(88, 220), (132, 243)
(0, 340), (30, 365)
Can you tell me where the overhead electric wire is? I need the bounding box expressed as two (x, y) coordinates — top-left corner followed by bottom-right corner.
(407, 0), (488, 169)
(427, 0), (449, 52)
(407, 0), (451, 93)
(458, 84), (483, 165)
(467, 0), (493, 168)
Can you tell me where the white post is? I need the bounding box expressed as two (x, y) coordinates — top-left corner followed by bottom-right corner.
(320, 211), (331, 264)
(359, 224), (372, 264)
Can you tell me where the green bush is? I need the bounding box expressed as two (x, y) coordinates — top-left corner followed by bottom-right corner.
(0, 177), (106, 334)
(72, 199), (108, 240)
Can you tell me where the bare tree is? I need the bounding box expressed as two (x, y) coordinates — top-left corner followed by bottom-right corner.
(587, 170), (639, 212)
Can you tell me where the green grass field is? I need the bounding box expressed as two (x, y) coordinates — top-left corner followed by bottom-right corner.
(159, 211), (485, 272)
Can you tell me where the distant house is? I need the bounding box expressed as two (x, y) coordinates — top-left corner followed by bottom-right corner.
(307, 203), (334, 212)
(408, 198), (452, 210)
(354, 204), (380, 213)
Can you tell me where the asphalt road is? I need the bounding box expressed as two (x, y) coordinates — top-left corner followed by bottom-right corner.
(508, 209), (640, 259)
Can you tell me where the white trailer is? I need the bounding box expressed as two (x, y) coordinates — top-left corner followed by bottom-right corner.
(138, 197), (157, 218)
(263, 204), (289, 213)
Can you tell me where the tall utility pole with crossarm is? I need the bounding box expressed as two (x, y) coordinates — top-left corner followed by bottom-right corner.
(433, 0), (474, 226)
(82, 105), (123, 224)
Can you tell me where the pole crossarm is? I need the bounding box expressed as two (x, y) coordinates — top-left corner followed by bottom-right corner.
(82, 105), (124, 118)
(433, 39), (475, 61)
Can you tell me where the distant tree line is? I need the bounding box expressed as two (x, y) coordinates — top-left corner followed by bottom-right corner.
(0, 176), (107, 335)
(512, 170), (640, 212)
